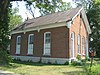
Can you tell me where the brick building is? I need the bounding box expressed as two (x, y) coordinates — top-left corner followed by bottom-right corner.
(10, 7), (91, 64)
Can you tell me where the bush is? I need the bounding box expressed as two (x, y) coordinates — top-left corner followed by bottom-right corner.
(64, 61), (69, 65)
(82, 65), (100, 75)
(94, 58), (100, 61)
(71, 61), (77, 66)
(71, 60), (83, 66)
(0, 50), (12, 65)
(76, 54), (81, 61)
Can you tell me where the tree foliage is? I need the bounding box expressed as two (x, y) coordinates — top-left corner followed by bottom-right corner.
(87, 0), (100, 57)
(9, 7), (22, 31)
(0, 0), (72, 64)
(0, 0), (11, 65)
(26, 0), (72, 17)
(74, 0), (100, 57)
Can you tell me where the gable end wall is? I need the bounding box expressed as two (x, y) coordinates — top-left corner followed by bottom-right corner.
(69, 13), (88, 59)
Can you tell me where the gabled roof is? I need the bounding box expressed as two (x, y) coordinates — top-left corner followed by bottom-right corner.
(11, 7), (91, 34)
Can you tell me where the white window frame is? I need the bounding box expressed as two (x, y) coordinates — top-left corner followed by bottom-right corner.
(86, 37), (89, 57)
(78, 34), (81, 54)
(82, 37), (85, 55)
(16, 35), (21, 54)
(43, 32), (51, 56)
(71, 32), (75, 58)
(28, 34), (34, 55)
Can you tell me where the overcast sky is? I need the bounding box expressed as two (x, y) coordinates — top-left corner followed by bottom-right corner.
(12, 0), (76, 21)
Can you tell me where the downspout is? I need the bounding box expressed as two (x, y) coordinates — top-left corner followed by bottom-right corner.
(36, 26), (42, 63)
(66, 20), (73, 62)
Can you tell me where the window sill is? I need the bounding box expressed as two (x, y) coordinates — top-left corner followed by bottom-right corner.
(43, 54), (51, 56)
(15, 53), (20, 55)
(27, 53), (33, 56)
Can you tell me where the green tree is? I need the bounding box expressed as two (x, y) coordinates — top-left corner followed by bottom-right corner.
(0, 0), (11, 65)
(74, 0), (100, 57)
(9, 7), (22, 31)
(87, 0), (100, 57)
(26, 0), (72, 17)
(0, 0), (71, 64)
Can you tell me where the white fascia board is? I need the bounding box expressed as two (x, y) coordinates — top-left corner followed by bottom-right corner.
(71, 7), (91, 34)
(72, 7), (83, 21)
(39, 22), (66, 30)
(66, 7), (83, 29)
(10, 22), (66, 35)
(81, 9), (91, 34)
(66, 20), (72, 28)
(10, 28), (37, 35)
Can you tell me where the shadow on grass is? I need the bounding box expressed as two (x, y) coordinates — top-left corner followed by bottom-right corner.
(12, 60), (65, 66)
(0, 60), (69, 70)
(12, 60), (44, 66)
(62, 71), (84, 75)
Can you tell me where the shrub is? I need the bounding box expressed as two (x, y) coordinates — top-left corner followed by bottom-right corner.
(28, 59), (33, 62)
(0, 50), (12, 65)
(76, 54), (81, 61)
(64, 61), (69, 65)
(81, 60), (100, 75)
(94, 58), (100, 61)
(71, 61), (77, 66)
(47, 61), (52, 64)
(81, 59), (86, 65)
(71, 60), (83, 66)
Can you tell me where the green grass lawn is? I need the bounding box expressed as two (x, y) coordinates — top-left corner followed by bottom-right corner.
(0, 60), (100, 75)
(0, 61), (83, 75)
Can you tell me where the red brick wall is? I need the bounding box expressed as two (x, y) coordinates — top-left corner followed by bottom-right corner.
(69, 14), (88, 58)
(10, 26), (69, 58)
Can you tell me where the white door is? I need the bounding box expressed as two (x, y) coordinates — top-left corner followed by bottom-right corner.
(44, 32), (51, 55)
(16, 36), (21, 54)
(71, 32), (75, 58)
(28, 34), (34, 54)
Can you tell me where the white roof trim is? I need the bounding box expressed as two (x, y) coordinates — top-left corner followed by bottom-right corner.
(11, 7), (91, 35)
(72, 7), (83, 21)
(71, 7), (91, 34)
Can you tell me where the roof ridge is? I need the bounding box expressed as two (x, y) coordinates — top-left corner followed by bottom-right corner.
(12, 6), (82, 31)
(26, 7), (81, 22)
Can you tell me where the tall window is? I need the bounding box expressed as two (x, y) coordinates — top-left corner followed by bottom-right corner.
(29, 34), (34, 44)
(86, 37), (89, 57)
(17, 36), (21, 45)
(16, 36), (21, 54)
(78, 34), (81, 54)
(44, 32), (51, 55)
(28, 34), (34, 55)
(82, 37), (85, 54)
(71, 32), (75, 58)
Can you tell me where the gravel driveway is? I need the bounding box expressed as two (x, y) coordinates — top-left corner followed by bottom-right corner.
(0, 70), (20, 75)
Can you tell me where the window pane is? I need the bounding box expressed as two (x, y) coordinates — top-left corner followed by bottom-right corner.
(17, 36), (21, 45)
(82, 38), (84, 49)
(45, 33), (51, 44)
(78, 35), (80, 45)
(78, 45), (80, 53)
(29, 35), (34, 44)
(78, 34), (80, 53)
(45, 39), (50, 43)
(44, 32), (51, 55)
(46, 33), (50, 38)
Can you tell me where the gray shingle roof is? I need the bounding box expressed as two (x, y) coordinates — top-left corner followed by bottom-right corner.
(13, 7), (82, 31)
